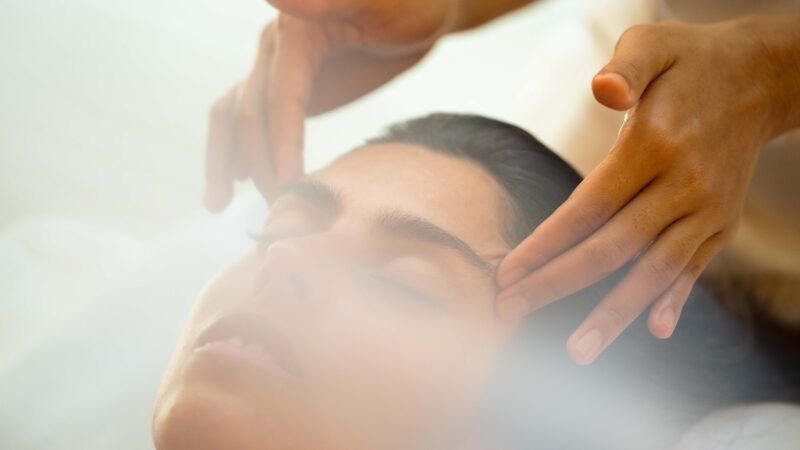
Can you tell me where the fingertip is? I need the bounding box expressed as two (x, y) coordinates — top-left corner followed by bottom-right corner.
(253, 176), (278, 206)
(567, 328), (604, 365)
(495, 295), (531, 322)
(592, 72), (635, 111)
(204, 182), (233, 213)
(274, 160), (304, 189)
(495, 266), (527, 289)
(648, 305), (676, 340)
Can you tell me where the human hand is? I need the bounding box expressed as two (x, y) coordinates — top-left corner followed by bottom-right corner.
(496, 15), (800, 364)
(204, 0), (458, 211)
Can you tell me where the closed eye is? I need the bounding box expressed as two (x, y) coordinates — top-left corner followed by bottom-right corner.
(363, 274), (439, 307)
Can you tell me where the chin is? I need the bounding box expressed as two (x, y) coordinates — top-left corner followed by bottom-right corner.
(152, 371), (321, 450)
(152, 384), (264, 450)
(152, 377), (337, 450)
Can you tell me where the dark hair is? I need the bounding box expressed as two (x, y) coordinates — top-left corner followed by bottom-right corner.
(365, 113), (582, 246)
(364, 113), (800, 449)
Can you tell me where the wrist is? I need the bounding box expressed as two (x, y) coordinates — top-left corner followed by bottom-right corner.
(744, 14), (800, 138)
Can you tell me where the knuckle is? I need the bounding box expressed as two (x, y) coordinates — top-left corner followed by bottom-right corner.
(687, 233), (727, 278)
(686, 259), (706, 279)
(687, 248), (715, 278)
(613, 59), (643, 83)
(619, 23), (674, 49)
(626, 112), (673, 154)
(675, 169), (712, 204)
(654, 21), (683, 38)
(674, 232), (700, 256)
(575, 206), (605, 234)
(584, 236), (628, 269)
(643, 255), (679, 286)
(645, 119), (674, 146)
(565, 194), (611, 234)
(681, 167), (704, 190)
(629, 206), (656, 234)
(620, 24), (654, 43)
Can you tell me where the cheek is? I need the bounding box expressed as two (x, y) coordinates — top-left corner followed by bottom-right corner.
(161, 258), (257, 375)
(310, 295), (506, 445)
(154, 257), (262, 437)
(192, 255), (260, 319)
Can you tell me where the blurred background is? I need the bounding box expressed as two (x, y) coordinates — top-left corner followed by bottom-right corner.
(0, 0), (608, 448)
(0, 0), (604, 235)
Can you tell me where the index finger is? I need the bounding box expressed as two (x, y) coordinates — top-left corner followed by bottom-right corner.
(496, 149), (655, 288)
(266, 19), (320, 195)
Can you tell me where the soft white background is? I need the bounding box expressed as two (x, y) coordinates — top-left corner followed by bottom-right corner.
(0, 0), (600, 236)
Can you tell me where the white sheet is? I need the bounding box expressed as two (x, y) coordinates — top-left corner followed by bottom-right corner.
(0, 207), (257, 449)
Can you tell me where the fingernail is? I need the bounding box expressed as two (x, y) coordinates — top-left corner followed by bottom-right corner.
(497, 267), (527, 288)
(572, 329), (603, 364)
(598, 71), (629, 90)
(496, 295), (530, 321)
(659, 305), (676, 331)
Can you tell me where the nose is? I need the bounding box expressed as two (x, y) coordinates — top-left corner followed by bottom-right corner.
(250, 234), (353, 319)
(253, 239), (311, 304)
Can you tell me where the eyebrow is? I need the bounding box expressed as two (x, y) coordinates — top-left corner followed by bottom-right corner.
(271, 179), (493, 274)
(373, 211), (494, 274)
(271, 178), (343, 217)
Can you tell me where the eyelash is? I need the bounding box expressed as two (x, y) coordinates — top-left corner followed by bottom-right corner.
(251, 232), (438, 307)
(364, 274), (437, 306)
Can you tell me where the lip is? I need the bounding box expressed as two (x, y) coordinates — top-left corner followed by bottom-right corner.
(193, 312), (305, 378)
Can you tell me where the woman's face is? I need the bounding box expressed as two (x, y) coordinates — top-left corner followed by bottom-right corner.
(153, 144), (516, 450)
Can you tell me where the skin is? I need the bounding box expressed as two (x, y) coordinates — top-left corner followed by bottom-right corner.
(496, 15), (800, 364)
(203, 1), (800, 364)
(155, 144), (515, 450)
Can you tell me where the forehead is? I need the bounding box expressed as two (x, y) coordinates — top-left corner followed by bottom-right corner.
(313, 143), (511, 260)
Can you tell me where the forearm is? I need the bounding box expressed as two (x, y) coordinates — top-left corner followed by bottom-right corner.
(451, 0), (539, 31)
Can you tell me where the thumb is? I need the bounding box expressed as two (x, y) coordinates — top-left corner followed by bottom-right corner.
(592, 24), (676, 111)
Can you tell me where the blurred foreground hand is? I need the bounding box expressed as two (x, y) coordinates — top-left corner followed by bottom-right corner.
(496, 15), (800, 364)
(204, 0), (458, 210)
